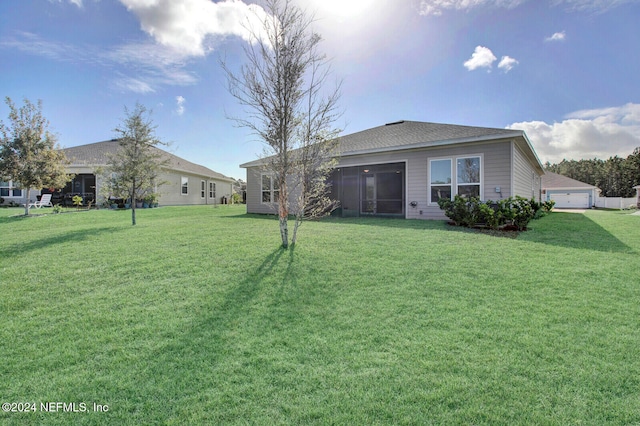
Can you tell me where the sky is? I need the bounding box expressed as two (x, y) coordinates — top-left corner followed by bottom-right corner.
(1, 0), (639, 180)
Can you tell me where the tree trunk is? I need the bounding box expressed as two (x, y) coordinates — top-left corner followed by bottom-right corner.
(24, 188), (31, 216)
(279, 215), (289, 249)
(131, 188), (137, 226)
(291, 213), (301, 246)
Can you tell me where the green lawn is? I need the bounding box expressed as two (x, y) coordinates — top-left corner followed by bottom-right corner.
(1, 206), (639, 425)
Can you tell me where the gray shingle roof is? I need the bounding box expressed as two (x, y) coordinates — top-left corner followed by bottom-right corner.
(62, 140), (233, 182)
(337, 120), (522, 154)
(541, 171), (598, 189)
(240, 120), (532, 168)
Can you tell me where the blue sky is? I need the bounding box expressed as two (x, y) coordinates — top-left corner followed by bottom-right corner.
(1, 0), (639, 180)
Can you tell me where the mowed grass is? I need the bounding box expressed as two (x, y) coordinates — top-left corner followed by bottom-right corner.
(1, 205), (639, 425)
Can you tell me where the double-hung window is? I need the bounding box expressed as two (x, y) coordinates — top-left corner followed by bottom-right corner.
(200, 180), (206, 199)
(456, 157), (480, 198)
(261, 174), (279, 203)
(429, 155), (481, 203)
(429, 159), (452, 203)
(181, 177), (188, 195)
(0, 181), (22, 198)
(209, 182), (216, 199)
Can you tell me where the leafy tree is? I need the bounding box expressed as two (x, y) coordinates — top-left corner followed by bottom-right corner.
(102, 103), (167, 225)
(223, 0), (342, 248)
(0, 97), (71, 215)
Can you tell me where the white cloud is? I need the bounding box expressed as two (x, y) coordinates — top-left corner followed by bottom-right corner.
(551, 0), (640, 12)
(507, 103), (640, 164)
(1, 32), (197, 93)
(418, 0), (527, 16)
(113, 76), (156, 94)
(498, 55), (519, 72)
(545, 31), (566, 42)
(463, 46), (497, 71)
(175, 96), (186, 116)
(418, 0), (639, 15)
(49, 0), (84, 7)
(118, 0), (270, 57)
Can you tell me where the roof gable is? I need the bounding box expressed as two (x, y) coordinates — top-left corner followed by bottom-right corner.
(62, 140), (233, 182)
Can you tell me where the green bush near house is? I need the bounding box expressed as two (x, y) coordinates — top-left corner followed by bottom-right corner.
(438, 195), (554, 230)
(0, 205), (638, 425)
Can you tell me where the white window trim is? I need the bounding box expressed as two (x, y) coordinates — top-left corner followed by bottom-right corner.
(456, 155), (482, 199)
(260, 173), (279, 204)
(0, 180), (23, 198)
(181, 176), (188, 195)
(428, 154), (483, 205)
(428, 157), (453, 205)
(209, 182), (216, 199)
(200, 180), (206, 199)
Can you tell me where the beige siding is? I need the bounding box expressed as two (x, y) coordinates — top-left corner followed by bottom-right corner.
(245, 140), (518, 220)
(155, 171), (233, 206)
(245, 167), (278, 214)
(512, 143), (541, 201)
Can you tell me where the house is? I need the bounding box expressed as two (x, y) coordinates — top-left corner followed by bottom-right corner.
(635, 185), (640, 208)
(240, 120), (545, 220)
(57, 140), (235, 206)
(0, 180), (27, 206)
(541, 172), (599, 209)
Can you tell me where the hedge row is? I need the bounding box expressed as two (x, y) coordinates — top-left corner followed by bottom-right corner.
(437, 195), (555, 231)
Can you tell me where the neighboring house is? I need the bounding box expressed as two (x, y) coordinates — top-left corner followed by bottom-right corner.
(0, 180), (28, 206)
(240, 120), (545, 220)
(635, 185), (640, 208)
(541, 172), (599, 209)
(58, 140), (234, 206)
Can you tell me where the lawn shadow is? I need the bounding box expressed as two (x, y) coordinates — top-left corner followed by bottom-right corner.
(519, 212), (635, 254)
(219, 211), (635, 253)
(120, 244), (318, 420)
(0, 226), (126, 259)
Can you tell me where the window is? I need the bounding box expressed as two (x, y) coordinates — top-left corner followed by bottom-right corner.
(261, 174), (279, 203)
(181, 177), (188, 195)
(429, 156), (482, 203)
(0, 181), (23, 198)
(209, 182), (216, 199)
(457, 156), (480, 198)
(429, 159), (452, 203)
(200, 180), (206, 199)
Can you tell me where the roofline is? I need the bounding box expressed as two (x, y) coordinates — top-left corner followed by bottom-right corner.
(544, 186), (599, 191)
(341, 131), (525, 157)
(240, 130), (540, 170)
(62, 140), (235, 182)
(519, 131), (545, 174)
(67, 163), (235, 182)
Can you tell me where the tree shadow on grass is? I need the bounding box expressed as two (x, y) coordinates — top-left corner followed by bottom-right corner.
(121, 246), (299, 421)
(0, 226), (126, 259)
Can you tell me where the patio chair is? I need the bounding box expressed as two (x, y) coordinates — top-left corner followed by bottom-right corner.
(28, 193), (53, 208)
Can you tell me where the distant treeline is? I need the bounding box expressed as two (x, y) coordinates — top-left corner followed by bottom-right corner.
(545, 147), (640, 198)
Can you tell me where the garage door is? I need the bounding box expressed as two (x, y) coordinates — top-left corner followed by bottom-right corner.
(550, 193), (590, 208)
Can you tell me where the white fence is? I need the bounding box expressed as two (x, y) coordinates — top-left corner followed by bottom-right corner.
(595, 196), (638, 209)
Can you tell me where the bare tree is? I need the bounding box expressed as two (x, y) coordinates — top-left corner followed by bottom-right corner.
(103, 103), (167, 226)
(222, 0), (341, 249)
(0, 97), (71, 216)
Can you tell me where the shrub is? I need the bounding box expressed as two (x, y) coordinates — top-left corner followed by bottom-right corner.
(438, 196), (549, 231)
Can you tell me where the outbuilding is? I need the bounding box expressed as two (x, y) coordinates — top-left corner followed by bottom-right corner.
(541, 172), (599, 209)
